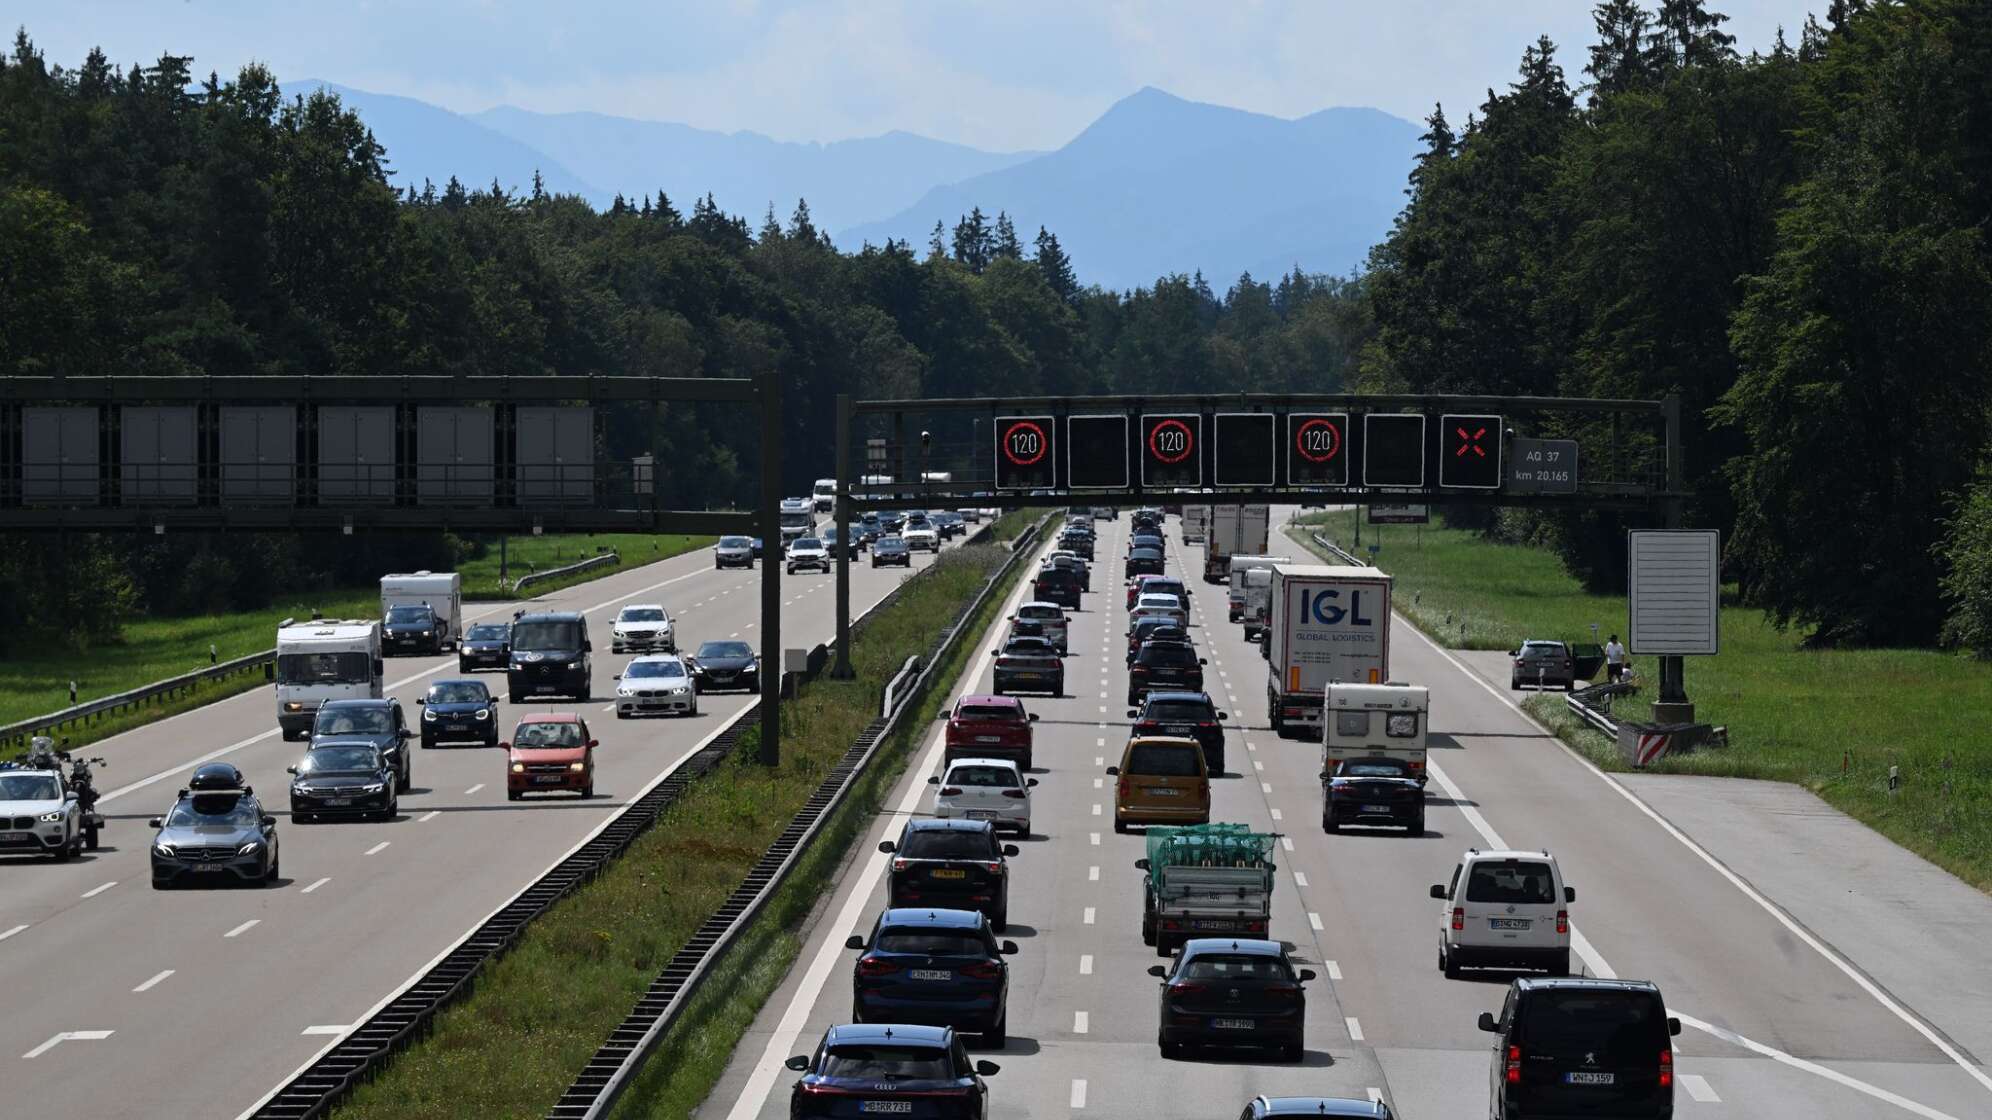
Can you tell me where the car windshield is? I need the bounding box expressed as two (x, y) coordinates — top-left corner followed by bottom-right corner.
(276, 652), (372, 686)
(385, 606), (432, 623)
(1139, 645), (1198, 668)
(0, 773), (63, 800)
(165, 796), (260, 827)
(877, 539), (906, 552)
(1138, 596), (1182, 610)
(1126, 743), (1201, 776)
(875, 931), (987, 956)
(466, 624), (509, 641)
(1466, 861), (1557, 903)
(514, 722), (584, 748)
(315, 708), (391, 735)
(428, 681), (489, 704)
(512, 620), (584, 651)
(1339, 759), (1413, 778)
(626, 660), (686, 679)
(793, 538), (823, 550)
(1144, 701), (1212, 722)
(303, 746), (380, 772)
(819, 1045), (952, 1080)
(719, 536), (751, 547)
(1523, 990), (1669, 1058)
(619, 608), (665, 622)
(1135, 625), (1187, 644)
(1179, 954), (1293, 981)
(697, 641), (753, 659)
(899, 830), (996, 860)
(946, 765), (1020, 788)
(956, 704), (1021, 723)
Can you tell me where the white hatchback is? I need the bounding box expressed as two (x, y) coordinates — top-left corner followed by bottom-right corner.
(614, 654), (698, 718)
(1432, 848), (1574, 978)
(927, 757), (1035, 835)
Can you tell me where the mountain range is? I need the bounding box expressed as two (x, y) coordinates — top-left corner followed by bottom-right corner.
(296, 81), (1421, 290)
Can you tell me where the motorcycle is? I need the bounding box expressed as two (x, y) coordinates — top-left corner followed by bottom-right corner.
(15, 736), (107, 849)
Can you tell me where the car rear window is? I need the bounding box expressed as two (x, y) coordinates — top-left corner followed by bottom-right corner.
(820, 1045), (953, 1079)
(1466, 861), (1557, 903)
(900, 830), (997, 860)
(1338, 759), (1412, 778)
(1139, 645), (1198, 668)
(946, 765), (1020, 788)
(956, 704), (1020, 723)
(1018, 605), (1062, 621)
(875, 931), (987, 956)
(1143, 701), (1212, 722)
(1520, 990), (1669, 1058)
(1179, 954), (1293, 981)
(1126, 743), (1202, 776)
(1522, 643), (1567, 657)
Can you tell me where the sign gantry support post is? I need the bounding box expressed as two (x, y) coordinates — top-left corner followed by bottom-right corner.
(832, 394), (854, 679)
(758, 368), (783, 766)
(1655, 393), (1691, 724)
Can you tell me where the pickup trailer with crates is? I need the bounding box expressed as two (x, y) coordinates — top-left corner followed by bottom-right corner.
(1267, 564), (1392, 740)
(1137, 823), (1279, 957)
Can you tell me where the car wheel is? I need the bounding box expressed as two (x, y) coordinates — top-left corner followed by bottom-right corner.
(1323, 813), (1338, 834)
(1510, 676), (1520, 690)
(579, 686), (592, 702)
(1016, 819), (1030, 838)
(581, 783), (594, 799)
(1549, 950), (1571, 977)
(985, 1010), (1007, 1049)
(1142, 913), (1156, 946)
(507, 790), (521, 802)
(991, 908), (1007, 934)
(421, 736), (434, 750)
(616, 710), (627, 720)
(1443, 946), (1461, 980)
(52, 840), (72, 862)
(84, 824), (100, 851)
(1113, 816), (1128, 834)
(265, 855), (280, 886)
(1409, 815), (1425, 835)
(1280, 1038), (1304, 1063)
(509, 692), (525, 704)
(612, 644), (623, 654)
(383, 798), (398, 820)
(459, 661), (471, 673)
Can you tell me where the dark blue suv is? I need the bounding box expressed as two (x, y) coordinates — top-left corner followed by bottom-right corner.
(417, 678), (499, 748)
(845, 908), (1018, 1045)
(785, 1023), (997, 1120)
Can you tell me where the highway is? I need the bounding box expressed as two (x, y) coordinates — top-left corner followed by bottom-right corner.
(709, 510), (1992, 1120)
(0, 530), (971, 1119)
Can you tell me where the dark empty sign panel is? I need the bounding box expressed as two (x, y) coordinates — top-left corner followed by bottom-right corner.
(516, 406), (594, 505)
(121, 406), (198, 504)
(319, 406), (396, 503)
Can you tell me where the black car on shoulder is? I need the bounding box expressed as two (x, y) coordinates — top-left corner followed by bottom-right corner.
(382, 603), (445, 656)
(785, 1023), (998, 1120)
(457, 621), (512, 672)
(687, 639), (759, 693)
(417, 678), (499, 748)
(1127, 547), (1165, 577)
(1128, 639), (1205, 705)
(1479, 977), (1681, 1120)
(1150, 938), (1314, 1061)
(845, 908), (1018, 1044)
(1323, 756), (1425, 834)
(1032, 565), (1082, 608)
(148, 766), (280, 888)
(309, 699), (412, 792)
(880, 818), (1020, 931)
(507, 611), (593, 703)
(871, 536), (913, 567)
(288, 742), (397, 822)
(1128, 690), (1229, 774)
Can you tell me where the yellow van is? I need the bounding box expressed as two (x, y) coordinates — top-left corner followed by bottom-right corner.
(1109, 736), (1211, 832)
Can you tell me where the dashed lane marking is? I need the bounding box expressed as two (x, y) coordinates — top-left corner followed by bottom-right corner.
(301, 877), (330, 894)
(80, 881), (116, 899)
(464, 783), (484, 795)
(418, 810), (441, 823)
(1309, 912), (1324, 931)
(1079, 954), (1093, 975)
(1082, 907), (1096, 925)
(1680, 1074), (1721, 1103)
(223, 919), (260, 939)
(1073, 1011), (1089, 1034)
(1326, 960), (1342, 980)
(132, 969), (174, 993)
(1071, 1079), (1087, 1109)
(0, 924), (27, 942)
(364, 841), (390, 856)
(1293, 872), (1309, 887)
(1088, 865), (1099, 881)
(1346, 1016), (1364, 1041)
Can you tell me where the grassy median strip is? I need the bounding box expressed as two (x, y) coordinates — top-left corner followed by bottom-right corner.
(455, 532), (714, 599)
(1293, 509), (1992, 891)
(329, 516), (1034, 1120)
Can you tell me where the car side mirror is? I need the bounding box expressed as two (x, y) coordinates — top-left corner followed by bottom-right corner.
(1565, 886), (1576, 903)
(1199, 658), (1208, 665)
(1508, 649), (1519, 657)
(1218, 712), (1228, 720)
(937, 708), (950, 720)
(878, 840), (896, 853)
(414, 698), (426, 706)
(974, 1060), (1000, 1077)
(1430, 884), (1447, 899)
(1026, 778), (1038, 788)
(148, 817), (163, 828)
(1001, 844), (1019, 856)
(613, 675), (622, 681)
(844, 935), (866, 950)
(1669, 1017), (1682, 1036)
(1147, 964), (1167, 978)
(587, 740), (599, 748)
(1105, 766), (1120, 776)
(286, 766), (298, 775)
(261, 815), (277, 827)
(1298, 969), (1316, 982)
(1126, 709), (1139, 719)
(1027, 713), (1039, 722)
(398, 729), (411, 738)
(999, 939), (1019, 955)
(1135, 857), (1150, 870)
(1478, 1012), (1499, 1033)
(498, 742), (510, 751)
(927, 776), (940, 784)
(784, 1055), (810, 1072)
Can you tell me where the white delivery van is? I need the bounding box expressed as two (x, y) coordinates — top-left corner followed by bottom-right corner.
(380, 571), (463, 651)
(1227, 554), (1292, 623)
(1239, 568), (1275, 639)
(275, 618), (384, 740)
(812, 478), (837, 513)
(1322, 681), (1429, 779)
(1266, 564), (1392, 740)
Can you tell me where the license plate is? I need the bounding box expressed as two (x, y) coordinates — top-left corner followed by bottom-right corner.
(966, 810), (998, 820)
(534, 685), (556, 693)
(534, 775), (565, 784)
(931, 869), (966, 879)
(975, 736), (1003, 743)
(446, 724), (470, 733)
(1489, 918), (1531, 930)
(1362, 804), (1393, 813)
(1148, 787), (1182, 797)
(0, 832), (25, 842)
(1211, 1018), (1255, 1030)
(194, 864), (225, 873)
(323, 798), (351, 807)
(1565, 1071), (1616, 1085)
(1192, 920), (1236, 931)
(909, 969), (953, 981)
(860, 1104), (912, 1115)
(1165, 725), (1192, 734)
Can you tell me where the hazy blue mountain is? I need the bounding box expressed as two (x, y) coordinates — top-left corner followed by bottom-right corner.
(468, 107), (1036, 232)
(293, 81), (603, 202)
(839, 88), (1424, 290)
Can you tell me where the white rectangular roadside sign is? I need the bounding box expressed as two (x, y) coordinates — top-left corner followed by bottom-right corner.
(1627, 530), (1720, 655)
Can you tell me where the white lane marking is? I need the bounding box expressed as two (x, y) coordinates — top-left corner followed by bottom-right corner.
(464, 783), (485, 795)
(1367, 1087), (1384, 1104)
(1346, 1016), (1364, 1041)
(364, 841), (390, 856)
(1253, 760), (1264, 771)
(1326, 959), (1342, 980)
(1309, 912), (1324, 931)
(729, 631), (739, 638)
(1070, 1079), (1087, 1109)
(132, 969), (174, 993)
(301, 877), (330, 894)
(1088, 865), (1100, 881)
(1082, 906), (1096, 925)
(1293, 872), (1309, 887)
(1073, 1010), (1089, 1034)
(1098, 690), (1107, 699)
(22, 1030), (113, 1058)
(1247, 742), (1257, 752)
(0, 924), (29, 942)
(1261, 781), (1273, 793)
(1097, 704), (1106, 713)
(223, 919), (259, 938)
(1090, 832), (1101, 846)
(1094, 756), (1104, 766)
(418, 810), (441, 823)
(1680, 1074), (1720, 1102)
(80, 881), (117, 899)
(1095, 737), (1105, 747)
(600, 703), (617, 713)
(1079, 954), (1093, 975)
(1093, 777), (1103, 789)
(1269, 807), (1282, 821)
(301, 1024), (350, 1036)
(1091, 803), (1101, 816)
(1281, 837), (1294, 852)
(1391, 590), (1992, 1101)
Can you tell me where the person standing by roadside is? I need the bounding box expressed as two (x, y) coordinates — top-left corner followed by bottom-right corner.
(1605, 634), (1628, 682)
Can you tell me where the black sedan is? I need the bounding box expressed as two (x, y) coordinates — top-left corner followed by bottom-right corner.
(688, 639), (759, 693)
(288, 742), (398, 822)
(1323, 756), (1426, 834)
(871, 536), (913, 567)
(149, 780), (280, 888)
(1151, 938), (1314, 1061)
(880, 818), (1019, 930)
(417, 678), (499, 747)
(846, 907), (1018, 1044)
(785, 1024), (997, 1120)
(458, 621), (512, 672)
(1127, 547), (1165, 577)
(1129, 690), (1229, 774)
(1128, 640), (1205, 705)
(310, 699), (412, 793)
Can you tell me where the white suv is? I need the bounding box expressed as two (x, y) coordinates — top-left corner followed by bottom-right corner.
(927, 757), (1035, 836)
(610, 604), (674, 654)
(785, 537), (831, 574)
(1431, 849), (1574, 978)
(0, 767), (81, 860)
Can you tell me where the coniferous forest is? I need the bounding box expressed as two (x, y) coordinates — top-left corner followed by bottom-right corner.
(3, 0), (1990, 655)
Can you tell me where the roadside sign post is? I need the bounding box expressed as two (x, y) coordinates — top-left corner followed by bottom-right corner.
(758, 368), (782, 765)
(832, 395), (855, 679)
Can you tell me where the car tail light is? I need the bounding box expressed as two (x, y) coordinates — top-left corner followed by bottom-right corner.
(982, 861), (1003, 874)
(1659, 1048), (1673, 1089)
(892, 858), (909, 872)
(1198, 720), (1216, 728)
(1001, 789), (1026, 799)
(1264, 985), (1301, 1002)
(1452, 907), (1465, 931)
(1408, 759), (1425, 773)
(856, 957), (900, 977)
(939, 787), (963, 797)
(1556, 909), (1569, 934)
(961, 962), (1002, 980)
(1168, 982), (1205, 996)
(1139, 720), (1160, 730)
(1118, 777), (1131, 799)
(1505, 1044), (1522, 1084)
(1132, 666), (1149, 676)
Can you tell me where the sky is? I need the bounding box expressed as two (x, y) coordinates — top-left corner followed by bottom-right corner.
(14, 1), (1826, 151)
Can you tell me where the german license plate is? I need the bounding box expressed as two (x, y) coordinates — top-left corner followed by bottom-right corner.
(1362, 803), (1393, 813)
(0, 832), (26, 842)
(535, 685), (556, 693)
(323, 798), (351, 807)
(534, 775), (565, 784)
(194, 864), (225, 872)
(909, 969), (952, 981)
(1489, 918), (1531, 930)
(860, 1104), (912, 1114)
(1211, 1018), (1255, 1030)
(1165, 725), (1192, 734)
(1193, 920), (1235, 931)
(1565, 1071), (1615, 1085)
(1148, 787), (1182, 797)
(931, 868), (966, 879)
(966, 811), (997, 821)
(975, 736), (1003, 743)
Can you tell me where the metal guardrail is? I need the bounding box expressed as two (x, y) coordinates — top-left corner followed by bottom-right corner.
(881, 656), (923, 717)
(547, 514), (1048, 1119)
(0, 649), (277, 749)
(512, 551), (620, 594)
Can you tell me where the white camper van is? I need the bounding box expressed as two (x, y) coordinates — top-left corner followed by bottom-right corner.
(275, 618), (384, 739)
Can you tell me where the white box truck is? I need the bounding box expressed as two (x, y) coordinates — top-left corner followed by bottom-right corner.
(1267, 564), (1392, 740)
(1181, 504), (1211, 544)
(779, 497), (815, 542)
(1203, 504), (1271, 583)
(275, 618), (384, 739)
(1227, 553), (1293, 623)
(380, 571), (463, 654)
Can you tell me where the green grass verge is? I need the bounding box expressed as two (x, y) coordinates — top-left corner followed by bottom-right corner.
(1291, 508), (1992, 892)
(326, 512), (1037, 1120)
(454, 533), (714, 599)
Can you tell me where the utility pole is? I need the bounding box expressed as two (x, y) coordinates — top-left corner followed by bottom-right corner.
(1654, 394), (1692, 724)
(758, 369), (783, 765)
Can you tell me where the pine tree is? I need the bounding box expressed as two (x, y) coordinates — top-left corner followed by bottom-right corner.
(652, 190), (682, 229)
(1585, 0), (1661, 103)
(610, 193), (628, 217)
(952, 207), (992, 272)
(443, 175), (468, 212)
(788, 198), (817, 243)
(993, 211), (1021, 259)
(927, 219), (946, 260)
(530, 169), (547, 203)
(1033, 226), (1078, 302)
(1409, 103), (1454, 196)
(639, 195), (652, 219)
(759, 203), (782, 243)
(1649, 0), (1737, 69)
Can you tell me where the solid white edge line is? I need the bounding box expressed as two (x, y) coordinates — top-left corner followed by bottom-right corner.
(1679, 1013), (1959, 1120)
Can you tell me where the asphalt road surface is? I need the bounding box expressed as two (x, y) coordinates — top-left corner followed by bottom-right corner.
(707, 510), (1992, 1120)
(0, 529), (973, 1120)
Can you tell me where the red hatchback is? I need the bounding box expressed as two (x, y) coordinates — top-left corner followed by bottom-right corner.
(504, 713), (597, 800)
(940, 695), (1039, 771)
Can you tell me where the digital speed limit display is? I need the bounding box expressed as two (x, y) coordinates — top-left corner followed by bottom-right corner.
(1140, 413), (1202, 488)
(992, 415), (1055, 491)
(1286, 412), (1348, 486)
